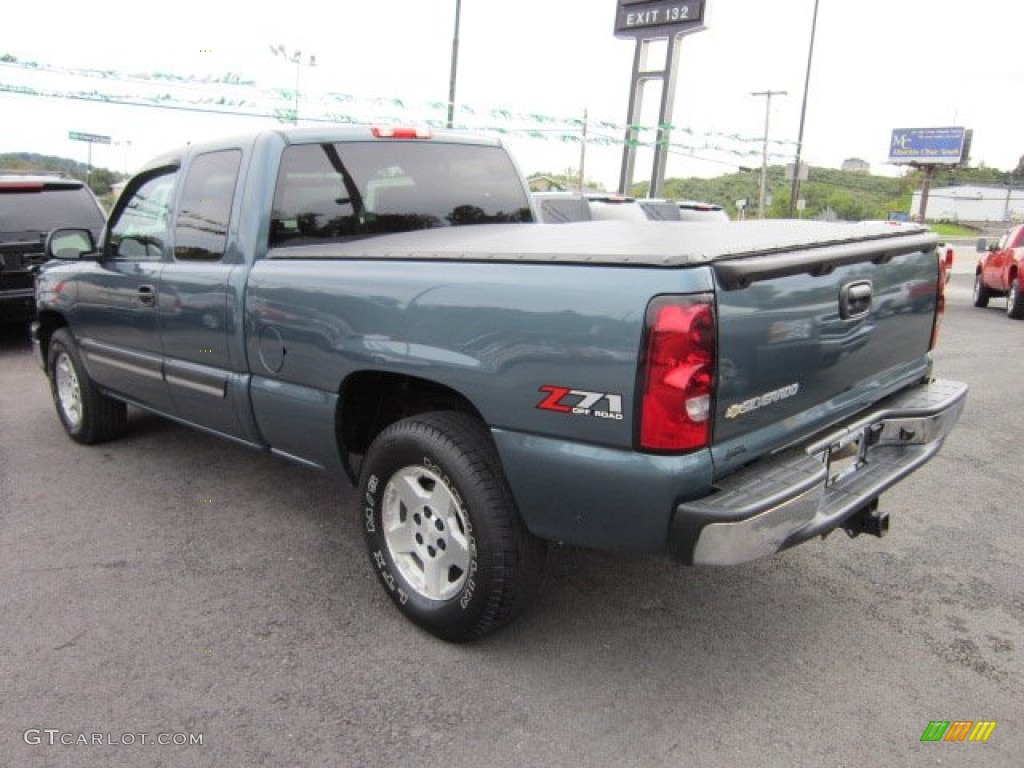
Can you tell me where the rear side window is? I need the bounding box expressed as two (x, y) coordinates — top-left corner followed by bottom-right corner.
(0, 184), (105, 239)
(270, 141), (532, 247)
(174, 150), (242, 261)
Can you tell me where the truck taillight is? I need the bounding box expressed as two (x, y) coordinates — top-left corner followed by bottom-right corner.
(638, 296), (715, 452)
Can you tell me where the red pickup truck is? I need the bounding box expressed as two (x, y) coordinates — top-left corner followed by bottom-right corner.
(974, 225), (1024, 318)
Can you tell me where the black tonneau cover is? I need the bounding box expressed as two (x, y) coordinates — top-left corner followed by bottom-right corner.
(267, 220), (937, 275)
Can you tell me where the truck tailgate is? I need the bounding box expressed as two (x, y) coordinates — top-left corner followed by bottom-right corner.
(708, 224), (941, 478)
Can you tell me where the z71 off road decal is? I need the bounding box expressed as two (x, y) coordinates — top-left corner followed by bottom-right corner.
(537, 386), (624, 421)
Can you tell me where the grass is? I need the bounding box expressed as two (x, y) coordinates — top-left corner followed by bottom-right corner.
(927, 222), (979, 237)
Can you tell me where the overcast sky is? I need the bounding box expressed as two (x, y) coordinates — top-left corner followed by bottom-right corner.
(2, 0), (1021, 189)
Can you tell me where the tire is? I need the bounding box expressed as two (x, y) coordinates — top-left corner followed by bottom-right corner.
(972, 273), (991, 308)
(359, 411), (547, 642)
(1006, 277), (1024, 319)
(47, 328), (127, 444)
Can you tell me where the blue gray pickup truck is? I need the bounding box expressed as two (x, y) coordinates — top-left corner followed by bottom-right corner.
(32, 126), (967, 641)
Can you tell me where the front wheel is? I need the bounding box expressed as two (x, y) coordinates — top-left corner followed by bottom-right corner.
(359, 411), (546, 642)
(972, 273), (991, 308)
(47, 328), (126, 444)
(1006, 277), (1024, 319)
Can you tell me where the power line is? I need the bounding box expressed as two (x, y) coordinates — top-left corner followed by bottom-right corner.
(1, 55), (798, 152)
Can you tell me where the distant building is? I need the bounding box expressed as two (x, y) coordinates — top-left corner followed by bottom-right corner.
(841, 158), (871, 174)
(912, 184), (1024, 223)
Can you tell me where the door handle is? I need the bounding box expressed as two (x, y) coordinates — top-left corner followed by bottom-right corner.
(839, 280), (872, 319)
(137, 284), (156, 307)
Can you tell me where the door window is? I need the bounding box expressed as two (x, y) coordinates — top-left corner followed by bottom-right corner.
(109, 171), (177, 261)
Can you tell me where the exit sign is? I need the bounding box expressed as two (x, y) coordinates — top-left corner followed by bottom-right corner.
(615, 0), (706, 38)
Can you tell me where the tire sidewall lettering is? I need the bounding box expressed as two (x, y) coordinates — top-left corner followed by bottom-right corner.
(358, 412), (544, 641)
(364, 455), (479, 614)
(420, 454), (479, 610)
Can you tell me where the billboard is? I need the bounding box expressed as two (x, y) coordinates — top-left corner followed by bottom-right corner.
(888, 127), (970, 166)
(614, 0), (706, 38)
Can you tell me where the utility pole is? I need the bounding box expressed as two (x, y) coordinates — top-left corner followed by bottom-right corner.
(270, 45), (317, 124)
(578, 108), (588, 192)
(751, 90), (787, 219)
(447, 0), (462, 129)
(789, 0), (820, 217)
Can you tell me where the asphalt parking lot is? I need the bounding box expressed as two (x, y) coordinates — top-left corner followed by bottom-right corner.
(1, 272), (1020, 767)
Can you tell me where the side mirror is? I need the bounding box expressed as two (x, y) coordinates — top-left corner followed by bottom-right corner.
(976, 238), (988, 253)
(46, 228), (97, 261)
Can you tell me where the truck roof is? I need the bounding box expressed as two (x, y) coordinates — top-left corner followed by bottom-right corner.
(273, 125), (505, 147)
(136, 125), (506, 174)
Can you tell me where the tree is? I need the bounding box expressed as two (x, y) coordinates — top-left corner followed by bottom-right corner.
(87, 167), (119, 196)
(527, 170), (606, 193)
(0, 152), (125, 196)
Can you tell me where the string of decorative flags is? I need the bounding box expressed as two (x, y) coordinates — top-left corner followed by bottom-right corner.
(0, 54), (796, 162)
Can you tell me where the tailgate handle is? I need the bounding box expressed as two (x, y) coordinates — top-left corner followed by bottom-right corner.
(839, 280), (872, 319)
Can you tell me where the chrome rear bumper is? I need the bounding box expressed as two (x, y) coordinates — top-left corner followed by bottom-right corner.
(674, 378), (968, 565)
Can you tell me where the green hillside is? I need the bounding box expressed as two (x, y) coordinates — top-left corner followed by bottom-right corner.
(629, 164), (1020, 222)
(0, 152), (124, 197)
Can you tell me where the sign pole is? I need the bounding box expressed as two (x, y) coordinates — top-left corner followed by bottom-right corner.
(917, 164), (935, 222)
(618, 38), (647, 195)
(68, 131), (112, 190)
(650, 35), (685, 198)
(614, 0), (708, 197)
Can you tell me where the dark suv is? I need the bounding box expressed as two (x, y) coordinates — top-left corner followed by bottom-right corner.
(1, 173), (106, 323)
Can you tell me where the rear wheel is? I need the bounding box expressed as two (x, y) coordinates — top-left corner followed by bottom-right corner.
(1007, 277), (1024, 319)
(359, 411), (546, 642)
(972, 273), (991, 308)
(47, 328), (126, 444)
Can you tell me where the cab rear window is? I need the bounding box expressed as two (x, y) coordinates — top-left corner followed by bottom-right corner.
(270, 141), (532, 247)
